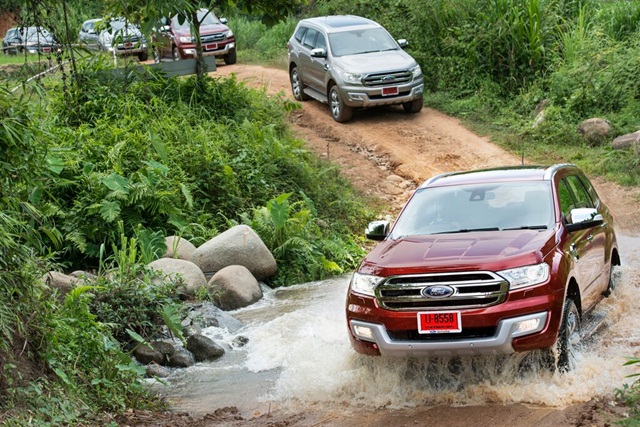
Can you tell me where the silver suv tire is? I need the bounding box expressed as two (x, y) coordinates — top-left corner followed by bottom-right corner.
(290, 67), (310, 101)
(329, 85), (353, 123)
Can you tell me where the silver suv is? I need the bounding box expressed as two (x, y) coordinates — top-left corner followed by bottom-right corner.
(287, 15), (424, 122)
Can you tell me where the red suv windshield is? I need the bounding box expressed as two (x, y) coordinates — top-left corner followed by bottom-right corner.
(390, 181), (554, 237)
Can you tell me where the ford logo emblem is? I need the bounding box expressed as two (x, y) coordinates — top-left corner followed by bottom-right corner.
(421, 285), (455, 298)
(382, 75), (395, 81)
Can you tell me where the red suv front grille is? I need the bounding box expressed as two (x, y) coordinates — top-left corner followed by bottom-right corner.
(376, 272), (509, 311)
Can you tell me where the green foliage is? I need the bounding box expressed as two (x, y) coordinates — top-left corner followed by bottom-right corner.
(32, 67), (371, 283)
(615, 358), (640, 425)
(89, 229), (181, 346)
(238, 192), (363, 286)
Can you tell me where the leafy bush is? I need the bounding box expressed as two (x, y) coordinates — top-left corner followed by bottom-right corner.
(32, 62), (372, 285)
(237, 192), (362, 286)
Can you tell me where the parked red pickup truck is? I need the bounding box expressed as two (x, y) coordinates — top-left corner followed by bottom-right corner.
(346, 164), (620, 371)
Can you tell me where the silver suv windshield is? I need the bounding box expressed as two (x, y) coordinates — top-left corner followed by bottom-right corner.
(329, 28), (398, 56)
(390, 181), (555, 237)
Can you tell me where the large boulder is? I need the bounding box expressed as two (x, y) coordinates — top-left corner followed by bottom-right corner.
(207, 265), (263, 311)
(186, 334), (225, 362)
(167, 348), (195, 368)
(133, 341), (175, 365)
(611, 131), (640, 150)
(578, 118), (611, 145)
(189, 225), (277, 281)
(146, 363), (171, 378)
(163, 235), (197, 260)
(41, 271), (80, 295)
(182, 301), (244, 333)
(148, 258), (207, 296)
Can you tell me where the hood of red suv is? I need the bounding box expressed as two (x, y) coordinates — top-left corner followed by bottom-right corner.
(358, 229), (557, 276)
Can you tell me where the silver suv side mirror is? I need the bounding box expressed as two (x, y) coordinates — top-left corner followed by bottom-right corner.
(566, 208), (603, 232)
(365, 220), (390, 241)
(311, 47), (327, 58)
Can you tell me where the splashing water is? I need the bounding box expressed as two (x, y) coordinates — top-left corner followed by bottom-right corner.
(156, 233), (640, 416)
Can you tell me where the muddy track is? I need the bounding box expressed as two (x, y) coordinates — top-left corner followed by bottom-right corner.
(216, 63), (640, 233)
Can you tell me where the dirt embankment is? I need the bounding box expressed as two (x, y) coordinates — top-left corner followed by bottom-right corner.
(216, 63), (640, 233)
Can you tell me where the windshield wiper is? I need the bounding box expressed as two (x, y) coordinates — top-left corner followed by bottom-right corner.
(503, 225), (548, 230)
(432, 227), (500, 234)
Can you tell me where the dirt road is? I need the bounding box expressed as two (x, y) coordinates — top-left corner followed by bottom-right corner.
(120, 63), (640, 426)
(216, 63), (640, 233)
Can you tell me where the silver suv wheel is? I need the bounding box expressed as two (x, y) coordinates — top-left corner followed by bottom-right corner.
(329, 85), (353, 123)
(290, 67), (309, 101)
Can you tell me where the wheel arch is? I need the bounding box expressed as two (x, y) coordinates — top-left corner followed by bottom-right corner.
(611, 246), (621, 267)
(566, 277), (582, 317)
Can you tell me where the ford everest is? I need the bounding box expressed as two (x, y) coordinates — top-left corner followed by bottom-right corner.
(346, 164), (620, 371)
(287, 15), (424, 122)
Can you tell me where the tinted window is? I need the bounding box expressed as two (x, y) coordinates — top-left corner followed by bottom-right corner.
(294, 26), (306, 43)
(557, 180), (574, 219)
(564, 175), (593, 209)
(578, 174), (600, 208)
(301, 28), (319, 49)
(315, 34), (327, 51)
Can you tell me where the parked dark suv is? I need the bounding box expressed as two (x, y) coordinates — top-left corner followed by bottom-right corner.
(346, 164), (620, 371)
(288, 15), (424, 122)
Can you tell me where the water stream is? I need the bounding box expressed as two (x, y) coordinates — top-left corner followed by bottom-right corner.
(151, 233), (640, 417)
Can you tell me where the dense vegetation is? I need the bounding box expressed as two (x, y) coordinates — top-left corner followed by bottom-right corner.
(2, 0), (640, 425)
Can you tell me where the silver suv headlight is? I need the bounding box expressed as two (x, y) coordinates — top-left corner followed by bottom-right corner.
(410, 64), (422, 78)
(498, 263), (549, 290)
(343, 72), (364, 84)
(349, 273), (382, 297)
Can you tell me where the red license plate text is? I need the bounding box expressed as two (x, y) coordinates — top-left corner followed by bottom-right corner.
(417, 311), (461, 334)
(382, 87), (399, 96)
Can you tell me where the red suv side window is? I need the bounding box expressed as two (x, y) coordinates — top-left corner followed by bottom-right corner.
(564, 175), (594, 208)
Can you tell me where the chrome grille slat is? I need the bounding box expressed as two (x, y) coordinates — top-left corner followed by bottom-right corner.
(362, 70), (412, 87)
(376, 272), (508, 311)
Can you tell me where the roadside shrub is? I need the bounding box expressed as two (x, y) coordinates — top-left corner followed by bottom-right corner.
(237, 192), (363, 286)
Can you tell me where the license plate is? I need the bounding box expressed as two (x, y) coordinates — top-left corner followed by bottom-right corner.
(382, 86), (399, 96)
(205, 43), (218, 51)
(124, 42), (134, 48)
(417, 311), (461, 334)
(43, 47), (51, 53)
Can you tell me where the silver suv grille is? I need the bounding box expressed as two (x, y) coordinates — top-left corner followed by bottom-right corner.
(375, 272), (508, 311)
(362, 70), (413, 87)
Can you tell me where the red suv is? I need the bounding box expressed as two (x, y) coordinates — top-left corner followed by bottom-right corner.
(152, 8), (236, 64)
(346, 164), (620, 371)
